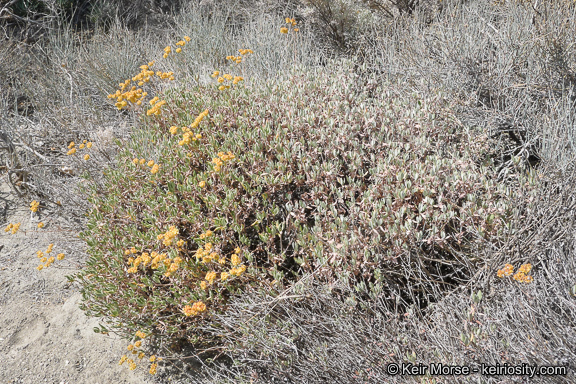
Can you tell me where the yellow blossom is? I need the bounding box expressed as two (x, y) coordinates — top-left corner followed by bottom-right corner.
(205, 271), (217, 284)
(199, 180), (206, 188)
(38, 222), (44, 229)
(149, 363), (157, 375)
(11, 222), (21, 234)
(83, 154), (90, 160)
(184, 36), (191, 41)
(86, 142), (92, 148)
(46, 244), (53, 253)
(57, 253), (65, 260)
(134, 341), (142, 348)
(280, 27), (288, 34)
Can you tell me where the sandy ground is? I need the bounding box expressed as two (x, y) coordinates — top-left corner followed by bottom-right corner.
(0, 180), (157, 384)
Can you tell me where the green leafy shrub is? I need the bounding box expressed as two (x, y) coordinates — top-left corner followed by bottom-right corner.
(74, 58), (518, 359)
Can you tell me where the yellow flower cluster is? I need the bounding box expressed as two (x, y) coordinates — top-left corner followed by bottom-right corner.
(126, 250), (169, 273)
(195, 243), (224, 265)
(199, 229), (213, 239)
(119, 331), (161, 375)
(157, 225), (179, 246)
(163, 36), (190, 58)
(213, 72), (244, 91)
(67, 140), (93, 157)
(513, 263), (533, 283)
(226, 48), (253, 64)
(4, 222), (21, 234)
(211, 151), (235, 172)
(133, 62), (155, 83)
(35, 243), (64, 270)
(496, 263), (513, 277)
(281, 17), (299, 33)
(108, 86), (147, 109)
(156, 70), (174, 80)
(182, 301), (207, 317)
(177, 110), (207, 146)
(497, 263), (533, 283)
(147, 97), (167, 116)
(30, 200), (40, 212)
(131, 158), (161, 174)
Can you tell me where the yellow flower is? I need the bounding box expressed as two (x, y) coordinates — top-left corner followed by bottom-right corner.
(149, 355), (157, 362)
(138, 352), (145, 359)
(119, 355), (127, 365)
(184, 36), (191, 42)
(176, 239), (185, 247)
(134, 341), (142, 348)
(132, 158), (139, 165)
(86, 142), (92, 148)
(149, 363), (158, 375)
(78, 143), (85, 149)
(231, 254), (241, 267)
(176, 48), (182, 53)
(37, 265), (44, 271)
(280, 27), (288, 34)
(11, 222), (21, 234)
(218, 85), (225, 91)
(57, 253), (65, 260)
(38, 222), (44, 229)
(67, 148), (76, 155)
(127, 344), (134, 351)
(147, 160), (155, 167)
(211, 70), (220, 78)
(200, 281), (207, 290)
(199, 180), (206, 188)
(68, 141), (75, 149)
(4, 223), (13, 232)
(129, 362), (137, 371)
(205, 271), (217, 284)
(294, 28), (299, 32)
(221, 272), (229, 281)
(164, 46), (171, 53)
(46, 244), (53, 253)
(518, 263), (532, 274)
(139, 158), (146, 165)
(83, 154), (90, 160)
(169, 126), (179, 135)
(30, 201), (40, 212)
(217, 77), (225, 83)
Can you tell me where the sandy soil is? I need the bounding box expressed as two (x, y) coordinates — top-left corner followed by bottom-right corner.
(0, 180), (157, 384)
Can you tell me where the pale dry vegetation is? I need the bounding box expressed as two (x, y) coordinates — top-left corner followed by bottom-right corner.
(1, 0), (575, 383)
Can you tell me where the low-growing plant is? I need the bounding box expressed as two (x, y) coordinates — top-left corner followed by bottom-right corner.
(73, 39), (525, 375)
